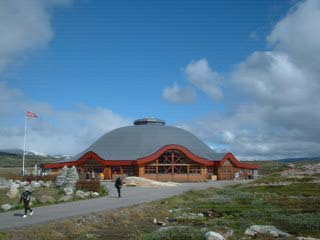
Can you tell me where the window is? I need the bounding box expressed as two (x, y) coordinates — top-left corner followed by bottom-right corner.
(145, 165), (156, 174)
(144, 150), (203, 175)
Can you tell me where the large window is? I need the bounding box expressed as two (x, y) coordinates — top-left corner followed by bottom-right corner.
(145, 150), (202, 175)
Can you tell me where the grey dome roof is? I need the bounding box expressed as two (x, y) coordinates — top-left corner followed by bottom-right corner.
(75, 120), (225, 161)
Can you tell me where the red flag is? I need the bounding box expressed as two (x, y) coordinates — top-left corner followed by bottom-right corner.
(26, 111), (38, 118)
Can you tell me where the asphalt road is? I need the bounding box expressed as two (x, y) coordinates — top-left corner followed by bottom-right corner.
(0, 180), (249, 231)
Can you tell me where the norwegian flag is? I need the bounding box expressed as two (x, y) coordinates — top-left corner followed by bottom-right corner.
(26, 111), (38, 118)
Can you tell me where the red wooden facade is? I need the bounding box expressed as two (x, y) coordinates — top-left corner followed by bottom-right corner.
(42, 144), (259, 181)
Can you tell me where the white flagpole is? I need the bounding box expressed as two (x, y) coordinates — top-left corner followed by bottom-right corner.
(22, 114), (27, 176)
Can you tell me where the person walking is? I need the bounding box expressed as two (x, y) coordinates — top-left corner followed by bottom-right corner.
(114, 176), (122, 198)
(20, 190), (33, 218)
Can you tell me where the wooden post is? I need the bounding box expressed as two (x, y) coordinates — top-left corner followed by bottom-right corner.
(156, 159), (159, 181)
(201, 166), (205, 181)
(187, 164), (190, 181)
(138, 166), (144, 177)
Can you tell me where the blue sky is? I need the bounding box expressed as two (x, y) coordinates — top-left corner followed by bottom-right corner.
(1, 0), (319, 159)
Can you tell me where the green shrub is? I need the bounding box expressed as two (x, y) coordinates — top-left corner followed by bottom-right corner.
(272, 212), (320, 234)
(76, 180), (101, 192)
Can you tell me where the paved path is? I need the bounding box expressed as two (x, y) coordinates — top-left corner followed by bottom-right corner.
(0, 180), (249, 231)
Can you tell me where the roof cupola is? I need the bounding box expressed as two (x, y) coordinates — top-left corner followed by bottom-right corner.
(133, 117), (166, 126)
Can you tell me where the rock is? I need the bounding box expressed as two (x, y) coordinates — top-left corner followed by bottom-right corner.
(38, 180), (45, 187)
(84, 192), (90, 198)
(1, 203), (13, 211)
(56, 165), (79, 188)
(9, 181), (20, 189)
(205, 231), (226, 240)
(64, 187), (74, 195)
(56, 165), (68, 187)
(58, 195), (73, 202)
(224, 228), (233, 238)
(76, 190), (86, 199)
(15, 180), (21, 184)
(6, 187), (19, 199)
(197, 213), (204, 217)
(44, 181), (52, 188)
(19, 181), (28, 188)
(297, 237), (320, 240)
(66, 166), (79, 188)
(31, 181), (41, 188)
(152, 218), (166, 226)
(91, 192), (99, 198)
(245, 225), (292, 237)
(39, 195), (55, 204)
(0, 179), (10, 189)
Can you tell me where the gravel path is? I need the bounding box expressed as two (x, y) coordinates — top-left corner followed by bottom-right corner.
(0, 180), (249, 231)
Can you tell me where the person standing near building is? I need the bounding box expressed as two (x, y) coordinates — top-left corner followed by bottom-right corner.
(115, 176), (122, 197)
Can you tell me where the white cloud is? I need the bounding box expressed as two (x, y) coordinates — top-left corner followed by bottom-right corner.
(222, 131), (235, 144)
(0, 83), (130, 155)
(185, 58), (223, 100)
(162, 82), (196, 104)
(234, 51), (314, 106)
(0, 0), (71, 72)
(267, 0), (320, 70)
(179, 0), (320, 159)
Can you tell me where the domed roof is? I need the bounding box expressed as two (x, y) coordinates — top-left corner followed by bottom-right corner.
(75, 118), (225, 161)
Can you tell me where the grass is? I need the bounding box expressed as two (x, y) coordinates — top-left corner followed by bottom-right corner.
(0, 153), (59, 168)
(1, 181), (320, 239)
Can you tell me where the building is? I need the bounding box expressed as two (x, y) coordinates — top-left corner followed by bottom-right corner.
(42, 118), (258, 181)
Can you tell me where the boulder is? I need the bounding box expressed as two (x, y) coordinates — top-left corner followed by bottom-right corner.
(56, 165), (68, 187)
(39, 195), (55, 204)
(9, 182), (20, 189)
(15, 180), (21, 185)
(44, 181), (52, 188)
(38, 180), (45, 187)
(6, 187), (19, 199)
(76, 190), (86, 199)
(1, 203), (13, 211)
(19, 181), (28, 188)
(245, 225), (292, 237)
(297, 237), (320, 240)
(66, 166), (79, 188)
(205, 231), (226, 240)
(0, 179), (10, 189)
(64, 187), (74, 196)
(31, 181), (41, 188)
(90, 192), (99, 198)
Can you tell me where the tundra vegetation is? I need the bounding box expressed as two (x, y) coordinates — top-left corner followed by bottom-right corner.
(0, 160), (319, 239)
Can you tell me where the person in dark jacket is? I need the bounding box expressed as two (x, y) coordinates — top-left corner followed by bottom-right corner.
(20, 190), (33, 218)
(114, 177), (122, 197)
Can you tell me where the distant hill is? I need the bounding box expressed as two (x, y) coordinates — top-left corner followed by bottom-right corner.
(277, 157), (320, 163)
(0, 149), (69, 168)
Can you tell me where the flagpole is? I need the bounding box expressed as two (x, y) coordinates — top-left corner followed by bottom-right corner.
(22, 114), (27, 176)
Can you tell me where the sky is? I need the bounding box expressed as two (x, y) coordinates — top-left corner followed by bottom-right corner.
(0, 0), (319, 160)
